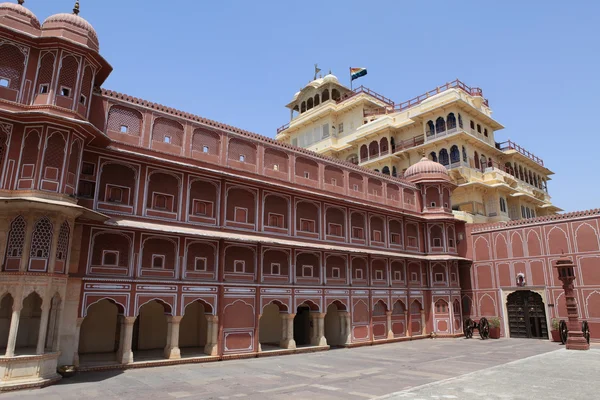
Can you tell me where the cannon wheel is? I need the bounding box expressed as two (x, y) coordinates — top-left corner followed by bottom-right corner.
(582, 321), (590, 344)
(479, 317), (490, 340)
(464, 318), (474, 339)
(559, 320), (568, 345)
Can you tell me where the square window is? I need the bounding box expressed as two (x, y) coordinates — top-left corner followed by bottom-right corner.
(60, 86), (71, 97)
(39, 84), (49, 94)
(0, 78), (9, 87)
(152, 255), (165, 269)
(435, 272), (444, 282)
(433, 238), (442, 247)
(408, 236), (417, 247)
(154, 194), (167, 210)
(239, 154), (246, 162)
(270, 263), (280, 275)
(431, 202), (436, 207)
(353, 184), (359, 191)
(372, 230), (382, 242)
(391, 233), (401, 245)
(375, 270), (383, 280)
(338, 123), (344, 133)
(328, 223), (342, 237)
(477, 124), (481, 133)
(268, 213), (284, 228)
(194, 200), (212, 217)
(120, 125), (128, 133)
(203, 145), (209, 153)
(81, 162), (95, 176)
(300, 218), (315, 233)
(331, 178), (337, 186)
(164, 136), (171, 144)
(352, 227), (364, 239)
(394, 270), (402, 281)
(332, 267), (340, 279)
(234, 207), (248, 223)
(304, 171), (310, 179)
(411, 272), (418, 282)
(449, 238), (455, 248)
(108, 187), (123, 203)
(355, 268), (364, 280)
(102, 250), (119, 266)
(194, 257), (207, 271)
(273, 164), (279, 171)
(80, 94), (87, 105)
(234, 260), (245, 273)
(302, 265), (313, 277)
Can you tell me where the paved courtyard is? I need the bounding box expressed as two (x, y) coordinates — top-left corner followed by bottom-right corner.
(5, 338), (598, 399)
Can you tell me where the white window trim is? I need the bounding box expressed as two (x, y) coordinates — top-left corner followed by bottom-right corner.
(328, 222), (343, 237)
(234, 206), (249, 223)
(239, 154), (246, 162)
(270, 262), (280, 275)
(106, 184), (129, 204)
(332, 267), (340, 279)
(164, 135), (171, 144)
(394, 270), (402, 281)
(331, 178), (337, 186)
(101, 250), (119, 266)
(302, 265), (313, 277)
(194, 257), (207, 271)
(152, 254), (165, 269)
(268, 212), (285, 228)
(435, 272), (444, 282)
(202, 145), (209, 153)
(375, 270), (384, 280)
(273, 164), (279, 171)
(234, 260), (245, 273)
(355, 268), (364, 280)
(299, 218), (315, 233)
(303, 171), (310, 179)
(59, 85), (72, 98)
(391, 233), (401, 244)
(372, 229), (382, 242)
(411, 271), (418, 282)
(0, 77), (10, 87)
(39, 83), (49, 94)
(193, 199), (213, 217)
(80, 93), (87, 105)
(152, 191), (173, 211)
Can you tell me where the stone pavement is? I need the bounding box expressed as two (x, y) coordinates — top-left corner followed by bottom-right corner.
(5, 338), (594, 400)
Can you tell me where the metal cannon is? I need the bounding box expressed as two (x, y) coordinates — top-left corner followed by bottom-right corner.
(463, 317), (490, 339)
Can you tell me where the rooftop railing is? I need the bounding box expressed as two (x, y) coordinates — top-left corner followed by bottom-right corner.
(496, 140), (544, 167)
(364, 79), (489, 117)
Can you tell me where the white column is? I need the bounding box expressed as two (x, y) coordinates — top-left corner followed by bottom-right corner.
(280, 313), (296, 349)
(119, 317), (136, 364)
(339, 311), (351, 345)
(311, 313), (327, 346)
(36, 300), (52, 354)
(204, 315), (218, 356)
(4, 303), (22, 357)
(421, 310), (427, 336)
(404, 311), (409, 337)
(386, 311), (394, 339)
(164, 316), (182, 359)
(72, 317), (84, 367)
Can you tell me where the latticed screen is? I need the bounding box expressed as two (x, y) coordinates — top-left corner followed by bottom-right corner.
(58, 55), (79, 97)
(68, 139), (82, 177)
(56, 221), (70, 260)
(107, 106), (142, 136)
(152, 118), (183, 146)
(264, 148), (288, 172)
(30, 217), (53, 259)
(228, 138), (256, 164)
(6, 216), (26, 258)
(0, 132), (6, 172)
(20, 130), (40, 172)
(192, 129), (220, 155)
(0, 43), (25, 90)
(43, 133), (66, 177)
(79, 66), (94, 105)
(36, 53), (55, 91)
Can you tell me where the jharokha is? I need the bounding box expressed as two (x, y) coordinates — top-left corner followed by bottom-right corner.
(0, 1), (598, 391)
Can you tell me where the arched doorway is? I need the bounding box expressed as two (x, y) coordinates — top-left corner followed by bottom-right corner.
(16, 292), (42, 354)
(79, 299), (122, 364)
(134, 300), (170, 360)
(294, 302), (317, 346)
(259, 302), (285, 351)
(179, 300), (209, 357)
(506, 291), (548, 339)
(0, 294), (14, 353)
(324, 301), (345, 346)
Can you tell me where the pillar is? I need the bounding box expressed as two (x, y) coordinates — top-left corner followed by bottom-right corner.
(164, 316), (182, 359)
(280, 313), (296, 349)
(420, 309), (427, 335)
(72, 317), (84, 367)
(35, 299), (52, 354)
(386, 311), (394, 339)
(404, 311), (409, 337)
(311, 313), (327, 346)
(204, 315), (218, 356)
(339, 311), (351, 345)
(4, 303), (22, 357)
(119, 316), (136, 364)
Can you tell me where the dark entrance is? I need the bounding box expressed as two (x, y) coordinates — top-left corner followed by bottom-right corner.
(506, 290), (548, 339)
(293, 305), (311, 346)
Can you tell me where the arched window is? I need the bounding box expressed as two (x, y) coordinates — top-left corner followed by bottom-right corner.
(426, 120), (435, 137)
(435, 117), (446, 133)
(462, 146), (467, 162)
(332, 89), (340, 101)
(307, 97), (314, 110)
(480, 154), (487, 171)
(429, 151), (437, 162)
(380, 137), (389, 154)
(458, 113), (463, 128)
(322, 89), (329, 102)
(301, 101), (306, 113)
(447, 113), (456, 130)
(474, 151), (480, 169)
(439, 149), (449, 166)
(392, 166), (397, 177)
(450, 145), (460, 163)
(470, 120), (475, 130)
(30, 217), (53, 259)
(382, 166), (390, 175)
(360, 144), (368, 161)
(499, 197), (507, 213)
(521, 206), (526, 219)
(390, 137), (396, 152)
(314, 94), (320, 106)
(484, 128), (488, 137)
(6, 216), (26, 260)
(368, 141), (379, 157)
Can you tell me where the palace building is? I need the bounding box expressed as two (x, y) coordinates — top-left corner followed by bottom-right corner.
(0, 0), (597, 393)
(0, 1), (465, 390)
(275, 73), (562, 223)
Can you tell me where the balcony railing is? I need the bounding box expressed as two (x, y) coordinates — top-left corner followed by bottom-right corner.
(364, 79), (490, 117)
(496, 140), (544, 167)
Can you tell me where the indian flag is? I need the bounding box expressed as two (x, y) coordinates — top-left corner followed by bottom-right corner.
(350, 67), (367, 81)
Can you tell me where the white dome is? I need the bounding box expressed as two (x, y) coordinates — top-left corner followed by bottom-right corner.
(323, 73), (339, 83)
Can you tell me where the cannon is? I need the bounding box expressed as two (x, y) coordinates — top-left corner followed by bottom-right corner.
(559, 319), (590, 345)
(463, 317), (490, 339)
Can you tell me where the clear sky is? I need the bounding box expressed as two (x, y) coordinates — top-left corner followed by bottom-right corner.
(27, 0), (600, 213)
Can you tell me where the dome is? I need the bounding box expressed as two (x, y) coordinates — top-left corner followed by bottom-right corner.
(323, 73), (339, 83)
(404, 157), (450, 182)
(0, 1), (41, 32)
(41, 6), (99, 51)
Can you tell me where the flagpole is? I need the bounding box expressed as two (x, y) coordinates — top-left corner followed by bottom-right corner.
(349, 67), (352, 91)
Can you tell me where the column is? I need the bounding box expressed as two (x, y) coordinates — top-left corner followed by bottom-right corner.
(339, 311), (351, 345)
(119, 316), (136, 364)
(19, 215), (36, 271)
(164, 316), (182, 359)
(280, 313), (296, 349)
(404, 311), (409, 337)
(47, 216), (64, 274)
(4, 303), (22, 357)
(420, 309), (427, 336)
(204, 315), (218, 356)
(386, 311), (394, 339)
(311, 313), (327, 346)
(35, 299), (52, 354)
(72, 317), (84, 367)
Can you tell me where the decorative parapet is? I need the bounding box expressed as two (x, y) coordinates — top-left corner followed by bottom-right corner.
(471, 209), (600, 233)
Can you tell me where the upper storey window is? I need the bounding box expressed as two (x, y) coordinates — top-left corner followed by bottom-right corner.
(39, 84), (49, 94)
(0, 78), (8, 87)
(60, 87), (71, 97)
(0, 42), (26, 94)
(107, 106), (143, 136)
(152, 118), (183, 146)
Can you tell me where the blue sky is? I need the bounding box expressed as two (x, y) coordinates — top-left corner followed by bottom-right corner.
(29, 0), (600, 212)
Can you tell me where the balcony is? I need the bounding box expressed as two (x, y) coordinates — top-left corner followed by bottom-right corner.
(496, 140), (544, 167)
